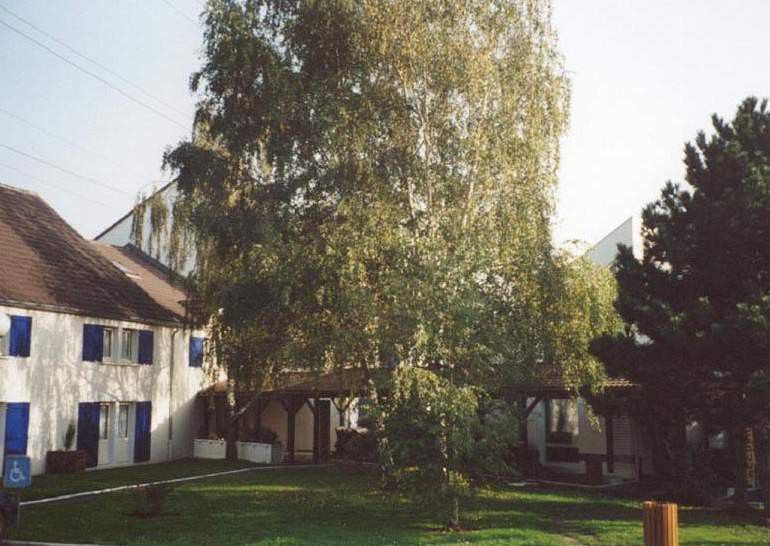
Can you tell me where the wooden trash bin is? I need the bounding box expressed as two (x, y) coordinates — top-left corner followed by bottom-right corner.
(643, 501), (678, 546)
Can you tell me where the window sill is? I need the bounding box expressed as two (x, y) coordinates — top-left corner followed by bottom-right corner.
(95, 361), (144, 367)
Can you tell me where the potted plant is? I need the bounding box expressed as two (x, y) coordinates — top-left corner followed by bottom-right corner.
(46, 422), (87, 473)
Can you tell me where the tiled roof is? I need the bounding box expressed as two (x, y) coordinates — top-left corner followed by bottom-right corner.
(0, 183), (180, 324)
(508, 365), (636, 393)
(201, 366), (635, 398)
(90, 242), (187, 320)
(202, 369), (369, 397)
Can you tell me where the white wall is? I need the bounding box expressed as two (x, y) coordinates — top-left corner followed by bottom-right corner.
(0, 303), (206, 475)
(258, 398), (344, 461)
(96, 184), (196, 275)
(526, 396), (642, 479)
(585, 216), (642, 267)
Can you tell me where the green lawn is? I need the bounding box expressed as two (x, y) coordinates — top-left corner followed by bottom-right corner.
(21, 458), (259, 501)
(11, 465), (770, 545)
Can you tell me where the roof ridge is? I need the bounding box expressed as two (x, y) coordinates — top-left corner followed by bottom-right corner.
(0, 186), (181, 324)
(0, 181), (39, 197)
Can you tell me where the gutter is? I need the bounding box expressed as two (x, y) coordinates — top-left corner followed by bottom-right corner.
(167, 328), (179, 461)
(0, 297), (182, 329)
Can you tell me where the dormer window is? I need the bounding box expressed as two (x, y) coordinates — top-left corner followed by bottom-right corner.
(111, 260), (140, 280)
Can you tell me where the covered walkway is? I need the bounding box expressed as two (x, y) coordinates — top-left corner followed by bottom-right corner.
(198, 370), (368, 463)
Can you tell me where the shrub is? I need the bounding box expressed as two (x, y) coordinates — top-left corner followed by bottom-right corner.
(335, 428), (377, 462)
(131, 484), (174, 517)
(377, 367), (518, 529)
(63, 422), (76, 451)
(250, 426), (279, 444)
(46, 450), (87, 474)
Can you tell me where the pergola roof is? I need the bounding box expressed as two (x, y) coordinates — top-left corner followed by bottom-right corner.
(199, 368), (369, 399)
(503, 363), (636, 397)
(199, 364), (636, 400)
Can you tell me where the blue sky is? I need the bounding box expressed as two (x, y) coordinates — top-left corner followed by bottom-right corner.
(1, 1), (769, 244)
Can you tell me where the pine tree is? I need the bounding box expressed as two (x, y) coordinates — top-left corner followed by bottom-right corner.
(593, 98), (770, 509)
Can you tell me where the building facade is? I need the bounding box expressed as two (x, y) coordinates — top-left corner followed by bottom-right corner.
(0, 184), (207, 476)
(523, 216), (653, 482)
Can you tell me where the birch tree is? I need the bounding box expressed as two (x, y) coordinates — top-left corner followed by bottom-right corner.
(158, 0), (571, 393)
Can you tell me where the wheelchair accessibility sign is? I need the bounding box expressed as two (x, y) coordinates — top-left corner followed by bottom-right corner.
(3, 455), (31, 489)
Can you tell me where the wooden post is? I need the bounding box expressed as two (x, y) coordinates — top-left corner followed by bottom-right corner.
(605, 413), (615, 474)
(332, 397), (352, 427)
(304, 398), (319, 464)
(519, 396), (529, 448)
(286, 396), (297, 464)
(643, 501), (678, 546)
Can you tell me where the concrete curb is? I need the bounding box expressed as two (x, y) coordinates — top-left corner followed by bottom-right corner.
(529, 478), (636, 489)
(20, 463), (331, 507)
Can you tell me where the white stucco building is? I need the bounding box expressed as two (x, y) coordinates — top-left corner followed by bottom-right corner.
(0, 184), (207, 476)
(522, 215), (653, 482)
(96, 184), (357, 464)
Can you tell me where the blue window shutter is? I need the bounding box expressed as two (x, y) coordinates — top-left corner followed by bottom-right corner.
(82, 324), (104, 362)
(134, 401), (152, 462)
(8, 316), (32, 357)
(189, 337), (204, 368)
(76, 402), (100, 468)
(4, 402), (30, 456)
(138, 330), (154, 365)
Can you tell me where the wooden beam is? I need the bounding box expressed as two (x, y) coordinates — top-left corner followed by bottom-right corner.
(332, 397), (352, 427)
(524, 396), (542, 418)
(227, 391), (262, 426)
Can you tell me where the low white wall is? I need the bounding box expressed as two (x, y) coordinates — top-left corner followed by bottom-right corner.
(236, 441), (271, 464)
(194, 439), (226, 459)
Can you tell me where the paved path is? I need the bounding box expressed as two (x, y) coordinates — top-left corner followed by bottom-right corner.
(6, 541), (113, 546)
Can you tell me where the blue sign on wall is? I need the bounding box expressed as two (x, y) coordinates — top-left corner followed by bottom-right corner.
(3, 455), (32, 489)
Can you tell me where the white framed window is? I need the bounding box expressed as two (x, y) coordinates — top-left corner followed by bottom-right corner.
(99, 403), (111, 440)
(118, 403), (130, 438)
(103, 327), (116, 361)
(121, 329), (138, 362)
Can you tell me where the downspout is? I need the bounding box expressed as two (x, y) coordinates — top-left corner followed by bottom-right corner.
(167, 328), (179, 461)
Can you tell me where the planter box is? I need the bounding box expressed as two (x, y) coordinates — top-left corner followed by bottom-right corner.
(193, 439), (227, 459)
(236, 441), (283, 464)
(46, 450), (87, 474)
